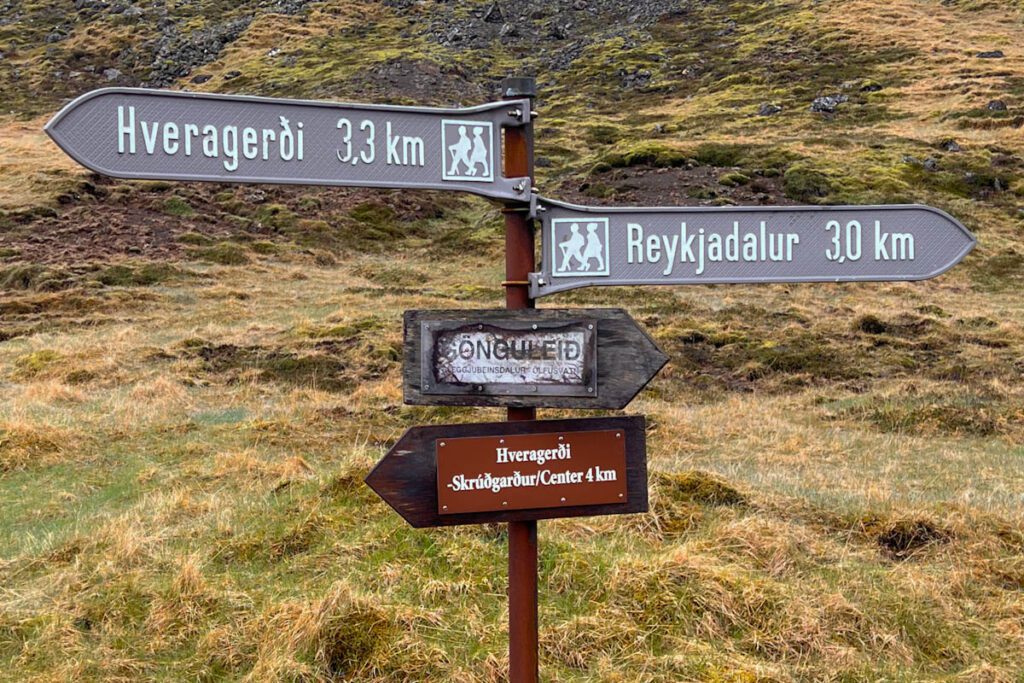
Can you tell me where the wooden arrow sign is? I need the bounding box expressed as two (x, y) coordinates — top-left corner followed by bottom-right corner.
(365, 416), (648, 528)
(403, 309), (668, 409)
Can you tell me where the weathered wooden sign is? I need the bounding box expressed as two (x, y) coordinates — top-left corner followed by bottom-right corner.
(529, 198), (977, 297)
(45, 88), (531, 200)
(365, 416), (647, 528)
(403, 309), (668, 409)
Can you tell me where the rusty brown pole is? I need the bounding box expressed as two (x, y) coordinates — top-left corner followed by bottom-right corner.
(501, 75), (538, 683)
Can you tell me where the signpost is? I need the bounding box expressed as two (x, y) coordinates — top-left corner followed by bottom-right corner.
(364, 416), (647, 528)
(46, 77), (980, 683)
(44, 88), (531, 200)
(403, 308), (668, 409)
(530, 198), (977, 297)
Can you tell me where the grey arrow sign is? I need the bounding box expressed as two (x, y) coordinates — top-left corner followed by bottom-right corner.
(45, 88), (531, 200)
(529, 198), (976, 298)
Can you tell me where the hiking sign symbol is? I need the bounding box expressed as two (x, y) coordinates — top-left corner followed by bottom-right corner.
(553, 218), (609, 277)
(442, 119), (494, 182)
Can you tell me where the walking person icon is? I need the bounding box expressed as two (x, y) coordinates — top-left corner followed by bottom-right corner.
(558, 223), (585, 272)
(447, 125), (471, 177)
(581, 223), (605, 272)
(467, 126), (489, 177)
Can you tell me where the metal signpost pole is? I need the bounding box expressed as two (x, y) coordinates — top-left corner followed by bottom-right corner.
(501, 76), (539, 683)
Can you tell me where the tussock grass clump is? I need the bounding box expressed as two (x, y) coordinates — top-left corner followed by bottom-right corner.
(0, 420), (81, 472)
(94, 263), (188, 287)
(13, 349), (62, 377)
(656, 471), (748, 508)
(237, 582), (397, 680)
(541, 613), (642, 670)
(191, 242), (252, 266)
(783, 165), (835, 202)
(838, 389), (1020, 437)
(0, 264), (72, 291)
(180, 340), (354, 391)
(874, 517), (953, 560)
(162, 196), (195, 217)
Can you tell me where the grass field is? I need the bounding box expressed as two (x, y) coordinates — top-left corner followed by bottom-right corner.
(1, 0), (1023, 680)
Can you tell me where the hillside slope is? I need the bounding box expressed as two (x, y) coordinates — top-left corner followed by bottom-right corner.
(0, 1), (1022, 681)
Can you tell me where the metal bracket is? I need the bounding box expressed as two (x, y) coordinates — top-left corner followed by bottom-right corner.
(528, 272), (546, 299)
(528, 192), (546, 219)
(509, 177), (531, 196)
(503, 98), (533, 127)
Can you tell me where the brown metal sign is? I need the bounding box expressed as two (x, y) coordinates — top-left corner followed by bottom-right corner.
(365, 416), (647, 528)
(422, 318), (597, 398)
(436, 429), (627, 515)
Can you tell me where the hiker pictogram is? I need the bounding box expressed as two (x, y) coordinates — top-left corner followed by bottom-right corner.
(442, 119), (494, 181)
(553, 218), (609, 277)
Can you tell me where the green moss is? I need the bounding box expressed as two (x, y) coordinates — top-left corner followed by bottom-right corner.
(691, 142), (749, 168)
(655, 471), (747, 507)
(783, 165), (834, 202)
(162, 196), (195, 217)
(0, 264), (73, 292)
(95, 263), (184, 287)
(14, 349), (62, 376)
(972, 250), (1024, 290)
(584, 124), (624, 145)
(719, 171), (751, 187)
(191, 242), (250, 266)
(177, 232), (213, 246)
(254, 203), (298, 230)
(603, 142), (688, 169)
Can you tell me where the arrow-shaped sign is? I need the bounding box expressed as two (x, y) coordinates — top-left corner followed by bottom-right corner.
(45, 88), (531, 200)
(366, 416), (648, 528)
(403, 308), (668, 409)
(530, 198), (976, 297)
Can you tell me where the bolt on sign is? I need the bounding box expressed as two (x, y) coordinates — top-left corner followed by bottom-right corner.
(529, 198), (977, 297)
(403, 309), (668, 409)
(44, 88), (531, 200)
(365, 416), (647, 528)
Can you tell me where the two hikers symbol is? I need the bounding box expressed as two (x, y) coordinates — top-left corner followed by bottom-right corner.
(558, 223), (605, 273)
(447, 126), (489, 177)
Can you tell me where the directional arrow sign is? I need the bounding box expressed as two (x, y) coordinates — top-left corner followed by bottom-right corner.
(365, 416), (647, 528)
(529, 198), (976, 297)
(45, 88), (531, 200)
(403, 308), (668, 409)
